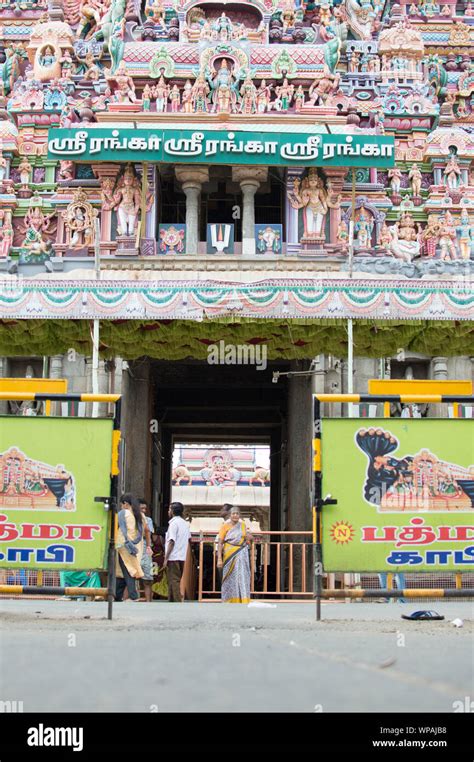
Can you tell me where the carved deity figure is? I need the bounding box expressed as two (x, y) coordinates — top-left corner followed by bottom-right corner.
(191, 74), (210, 113)
(107, 61), (136, 103)
(0, 151), (7, 182)
(336, 219), (349, 253)
(78, 0), (111, 40)
(142, 84), (153, 112)
(212, 12), (234, 41)
(62, 189), (97, 248)
(294, 85), (305, 112)
(421, 214), (441, 258)
(0, 211), (13, 258)
(39, 46), (56, 68)
(112, 166), (141, 237)
(207, 59), (238, 114)
(387, 212), (421, 261)
(438, 211), (459, 260)
(83, 52), (101, 82)
(181, 79), (193, 113)
(289, 169), (333, 241)
(153, 75), (170, 112)
(443, 154), (461, 190)
(408, 164), (422, 197)
(354, 208), (374, 249)
(24, 198), (56, 236)
(170, 84), (181, 113)
(275, 78), (294, 112)
(459, 210), (473, 260)
(256, 80), (272, 113)
(18, 158), (32, 187)
(239, 76), (257, 115)
(388, 167), (403, 195)
(308, 70), (340, 106)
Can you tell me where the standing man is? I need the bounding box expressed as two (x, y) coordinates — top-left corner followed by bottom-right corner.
(164, 502), (191, 602)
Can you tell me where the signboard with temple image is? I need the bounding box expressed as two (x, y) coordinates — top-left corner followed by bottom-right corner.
(0, 417), (114, 570)
(322, 420), (474, 572)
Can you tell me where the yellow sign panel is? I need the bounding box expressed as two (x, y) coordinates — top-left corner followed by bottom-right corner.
(368, 379), (472, 396)
(0, 378), (68, 394)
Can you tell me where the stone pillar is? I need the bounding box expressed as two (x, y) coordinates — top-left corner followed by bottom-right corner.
(232, 166), (268, 256)
(175, 166), (209, 256)
(0, 357), (9, 414)
(49, 354), (64, 416)
(121, 359), (152, 496)
(432, 356), (448, 418)
(287, 361), (313, 593)
(92, 164), (122, 255)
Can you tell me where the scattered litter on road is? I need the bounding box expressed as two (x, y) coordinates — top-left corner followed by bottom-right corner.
(248, 602), (277, 609)
(289, 640), (296, 646)
(451, 618), (463, 628)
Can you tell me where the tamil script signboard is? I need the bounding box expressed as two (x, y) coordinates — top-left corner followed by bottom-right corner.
(47, 128), (395, 168)
(322, 420), (474, 572)
(0, 417), (113, 570)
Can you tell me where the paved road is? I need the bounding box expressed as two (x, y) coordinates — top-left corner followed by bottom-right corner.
(1, 600), (472, 713)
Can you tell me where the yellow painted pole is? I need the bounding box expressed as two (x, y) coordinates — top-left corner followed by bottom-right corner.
(383, 401), (390, 418)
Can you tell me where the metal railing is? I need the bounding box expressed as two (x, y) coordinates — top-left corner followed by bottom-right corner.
(195, 531), (314, 602)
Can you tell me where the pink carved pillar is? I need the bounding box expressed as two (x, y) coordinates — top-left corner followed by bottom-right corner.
(92, 163), (121, 254)
(324, 169), (346, 244)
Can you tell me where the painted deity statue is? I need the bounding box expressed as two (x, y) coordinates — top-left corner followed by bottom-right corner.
(207, 59), (239, 114)
(78, 0), (111, 39)
(0, 151), (7, 182)
(212, 12), (234, 41)
(275, 78), (294, 112)
(388, 167), (403, 195)
(112, 166), (141, 237)
(153, 75), (170, 113)
(443, 154), (461, 190)
(289, 169), (332, 241)
(107, 61), (136, 103)
(239, 76), (257, 115)
(18, 158), (32, 187)
(408, 164), (422, 197)
(421, 214), (441, 258)
(387, 212), (421, 261)
(308, 70), (340, 106)
(181, 79), (193, 113)
(0, 211), (13, 258)
(191, 75), (210, 113)
(354, 208), (374, 249)
(256, 80), (272, 113)
(458, 210), (472, 260)
(170, 84), (181, 113)
(438, 211), (459, 260)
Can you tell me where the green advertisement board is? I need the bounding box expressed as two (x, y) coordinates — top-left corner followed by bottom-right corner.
(0, 417), (114, 570)
(322, 419), (474, 572)
(47, 128), (395, 168)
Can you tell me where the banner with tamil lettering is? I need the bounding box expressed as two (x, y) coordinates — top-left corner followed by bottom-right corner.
(0, 417), (114, 570)
(47, 128), (395, 168)
(321, 420), (474, 572)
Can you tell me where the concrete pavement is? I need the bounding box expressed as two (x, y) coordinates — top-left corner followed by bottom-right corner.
(1, 599), (472, 713)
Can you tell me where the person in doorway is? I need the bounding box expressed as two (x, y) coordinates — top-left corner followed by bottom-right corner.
(164, 502), (191, 602)
(139, 499), (154, 602)
(217, 506), (253, 603)
(115, 494), (145, 602)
